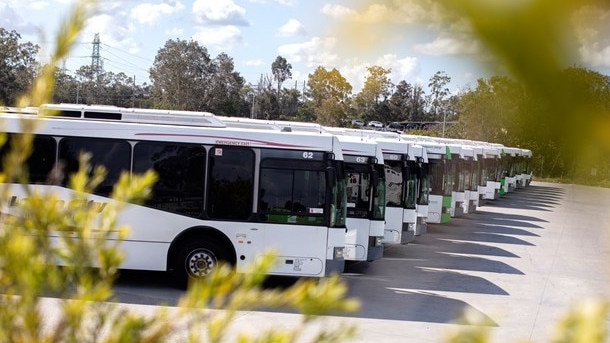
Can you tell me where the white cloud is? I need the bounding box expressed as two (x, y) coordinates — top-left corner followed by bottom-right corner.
(321, 1), (440, 25)
(0, 2), (39, 34)
(84, 12), (140, 54)
(245, 59), (265, 67)
(192, 0), (248, 26)
(376, 54), (420, 83)
(574, 6), (610, 68)
(320, 4), (355, 18)
(414, 36), (479, 56)
(165, 27), (184, 36)
(277, 19), (306, 36)
(29, 1), (49, 10)
(278, 37), (338, 67)
(192, 26), (242, 52)
(131, 1), (185, 25)
(247, 0), (296, 5)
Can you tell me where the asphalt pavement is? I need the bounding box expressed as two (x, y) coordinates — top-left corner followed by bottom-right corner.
(228, 181), (610, 342)
(38, 181), (610, 342)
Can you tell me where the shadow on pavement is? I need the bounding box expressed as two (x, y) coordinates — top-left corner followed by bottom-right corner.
(110, 182), (558, 326)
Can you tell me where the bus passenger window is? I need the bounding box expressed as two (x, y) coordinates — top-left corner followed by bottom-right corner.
(58, 137), (131, 196)
(133, 142), (205, 217)
(206, 147), (254, 221)
(0, 134), (57, 184)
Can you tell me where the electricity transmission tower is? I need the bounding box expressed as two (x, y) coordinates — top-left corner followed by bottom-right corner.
(91, 33), (103, 77)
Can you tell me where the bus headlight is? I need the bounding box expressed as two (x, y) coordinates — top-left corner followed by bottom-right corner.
(375, 237), (383, 246)
(333, 247), (344, 259)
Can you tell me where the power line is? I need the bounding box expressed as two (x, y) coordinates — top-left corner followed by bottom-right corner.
(100, 47), (150, 74)
(100, 43), (153, 64)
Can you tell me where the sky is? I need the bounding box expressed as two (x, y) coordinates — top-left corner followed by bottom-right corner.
(2, 0), (610, 94)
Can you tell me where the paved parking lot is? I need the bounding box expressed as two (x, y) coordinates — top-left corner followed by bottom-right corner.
(228, 181), (610, 342)
(39, 181), (610, 342)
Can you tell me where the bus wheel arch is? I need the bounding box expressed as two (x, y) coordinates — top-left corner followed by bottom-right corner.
(168, 227), (236, 287)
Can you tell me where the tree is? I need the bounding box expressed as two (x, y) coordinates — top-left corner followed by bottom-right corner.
(102, 71), (136, 107)
(457, 76), (524, 143)
(353, 66), (393, 122)
(295, 98), (316, 122)
(307, 66), (352, 125)
(307, 66), (352, 105)
(0, 28), (39, 105)
(388, 80), (411, 122)
(271, 56), (292, 115)
(280, 87), (302, 118)
(206, 53), (245, 116)
(53, 67), (80, 104)
(427, 71), (452, 136)
(410, 83), (428, 122)
(388, 80), (427, 123)
(149, 39), (213, 111)
(251, 74), (279, 120)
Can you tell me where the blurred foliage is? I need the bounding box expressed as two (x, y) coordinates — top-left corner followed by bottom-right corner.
(0, 2), (359, 342)
(436, 0), (610, 184)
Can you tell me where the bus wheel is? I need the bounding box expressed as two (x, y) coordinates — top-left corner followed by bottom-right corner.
(173, 238), (232, 287)
(185, 246), (217, 278)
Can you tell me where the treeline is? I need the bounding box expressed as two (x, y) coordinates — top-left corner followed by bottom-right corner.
(1, 27), (609, 185)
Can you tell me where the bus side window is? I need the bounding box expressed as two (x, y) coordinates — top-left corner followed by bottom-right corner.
(0, 134), (57, 184)
(30, 136), (57, 184)
(206, 147), (254, 221)
(133, 141), (205, 217)
(58, 137), (131, 197)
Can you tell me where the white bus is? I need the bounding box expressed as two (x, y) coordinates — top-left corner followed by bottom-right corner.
(218, 118), (386, 263)
(444, 142), (465, 217)
(0, 104), (349, 286)
(458, 144), (477, 214)
(367, 136), (418, 244)
(467, 143), (485, 212)
(328, 129), (427, 244)
(384, 136), (430, 238)
(407, 138), (452, 224)
(478, 142), (503, 201)
(501, 146), (519, 193)
(333, 134), (385, 261)
(519, 148), (533, 187)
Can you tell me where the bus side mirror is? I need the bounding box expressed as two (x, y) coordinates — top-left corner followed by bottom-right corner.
(325, 167), (336, 188)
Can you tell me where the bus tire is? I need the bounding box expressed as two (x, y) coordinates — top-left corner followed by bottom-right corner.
(172, 237), (232, 288)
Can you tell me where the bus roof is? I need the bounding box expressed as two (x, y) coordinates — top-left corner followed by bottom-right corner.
(38, 104), (228, 128)
(1, 107), (344, 158)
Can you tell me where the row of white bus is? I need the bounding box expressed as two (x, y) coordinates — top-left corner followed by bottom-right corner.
(0, 104), (532, 287)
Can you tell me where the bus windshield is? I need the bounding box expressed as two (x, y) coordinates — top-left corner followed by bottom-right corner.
(404, 161), (418, 209)
(417, 162), (430, 206)
(384, 160), (404, 208)
(259, 159), (328, 226)
(330, 162), (347, 228)
(429, 159), (446, 197)
(345, 163), (372, 219)
(372, 163), (386, 220)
